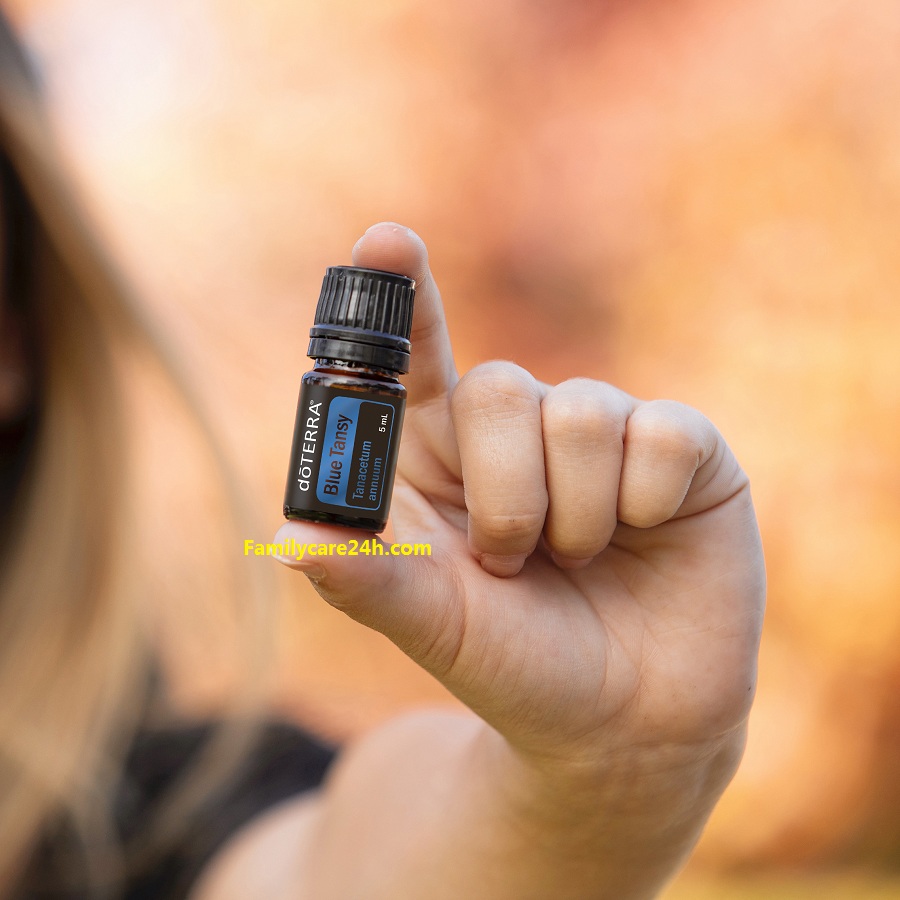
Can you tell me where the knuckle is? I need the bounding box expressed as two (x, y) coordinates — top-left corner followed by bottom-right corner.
(631, 401), (704, 464)
(470, 507), (545, 548)
(543, 383), (622, 444)
(542, 396), (608, 437)
(453, 361), (538, 415)
(543, 394), (597, 431)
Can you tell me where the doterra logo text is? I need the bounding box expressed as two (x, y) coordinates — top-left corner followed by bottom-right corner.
(295, 400), (322, 493)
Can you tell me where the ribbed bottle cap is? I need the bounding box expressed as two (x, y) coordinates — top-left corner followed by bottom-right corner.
(307, 266), (416, 373)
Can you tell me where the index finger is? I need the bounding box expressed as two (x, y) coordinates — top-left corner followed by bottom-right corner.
(352, 222), (458, 408)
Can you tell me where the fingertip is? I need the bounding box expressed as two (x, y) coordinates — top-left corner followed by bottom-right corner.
(364, 220), (413, 235)
(352, 221), (457, 409)
(272, 519), (399, 585)
(271, 521), (329, 579)
(477, 553), (529, 578)
(352, 222), (429, 283)
(549, 552), (594, 571)
(276, 557), (328, 582)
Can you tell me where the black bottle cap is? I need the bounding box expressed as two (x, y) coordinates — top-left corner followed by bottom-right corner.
(307, 266), (416, 374)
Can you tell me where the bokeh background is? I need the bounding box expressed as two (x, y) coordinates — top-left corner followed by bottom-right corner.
(6, 0), (900, 895)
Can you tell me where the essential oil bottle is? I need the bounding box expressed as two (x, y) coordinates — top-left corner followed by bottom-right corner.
(283, 265), (415, 532)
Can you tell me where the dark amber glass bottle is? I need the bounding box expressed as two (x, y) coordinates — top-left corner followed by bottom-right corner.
(283, 267), (415, 532)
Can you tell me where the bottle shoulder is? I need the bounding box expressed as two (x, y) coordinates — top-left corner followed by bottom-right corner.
(300, 368), (406, 398)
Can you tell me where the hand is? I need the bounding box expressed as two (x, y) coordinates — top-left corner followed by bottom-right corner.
(275, 222), (765, 774)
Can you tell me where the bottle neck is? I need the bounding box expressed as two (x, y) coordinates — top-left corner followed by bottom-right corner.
(312, 358), (401, 381)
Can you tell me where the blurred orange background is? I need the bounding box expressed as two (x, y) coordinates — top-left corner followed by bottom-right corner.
(6, 0), (900, 891)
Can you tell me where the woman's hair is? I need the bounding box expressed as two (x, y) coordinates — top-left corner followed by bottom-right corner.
(0, 11), (274, 893)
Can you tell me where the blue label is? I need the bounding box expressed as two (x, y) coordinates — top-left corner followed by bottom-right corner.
(345, 401), (394, 509)
(316, 397), (361, 504)
(316, 397), (395, 508)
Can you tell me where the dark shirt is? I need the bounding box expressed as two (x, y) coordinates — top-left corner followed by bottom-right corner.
(19, 721), (336, 900)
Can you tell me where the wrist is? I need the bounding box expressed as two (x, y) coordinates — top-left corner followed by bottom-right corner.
(471, 722), (748, 897)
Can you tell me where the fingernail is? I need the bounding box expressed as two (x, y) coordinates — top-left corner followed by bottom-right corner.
(273, 555), (326, 583)
(364, 221), (404, 233)
(479, 553), (528, 578)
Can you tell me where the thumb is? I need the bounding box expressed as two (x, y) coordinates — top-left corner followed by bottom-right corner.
(272, 521), (464, 677)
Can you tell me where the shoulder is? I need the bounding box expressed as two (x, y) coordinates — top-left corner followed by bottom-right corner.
(188, 791), (323, 900)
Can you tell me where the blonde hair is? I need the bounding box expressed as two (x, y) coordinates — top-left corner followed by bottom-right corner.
(0, 14), (274, 893)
